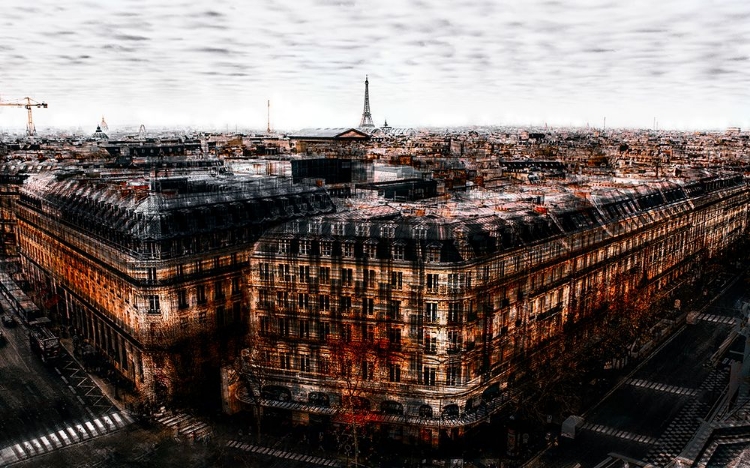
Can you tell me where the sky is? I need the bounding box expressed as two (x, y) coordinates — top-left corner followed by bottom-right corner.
(1, 0), (749, 133)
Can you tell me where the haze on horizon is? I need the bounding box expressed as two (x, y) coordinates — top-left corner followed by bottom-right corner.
(1, 0), (749, 133)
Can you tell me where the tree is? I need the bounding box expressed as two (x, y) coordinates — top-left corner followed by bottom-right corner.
(238, 335), (270, 445)
(325, 335), (387, 467)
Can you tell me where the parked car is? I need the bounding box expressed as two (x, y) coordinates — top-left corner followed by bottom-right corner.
(2, 314), (16, 328)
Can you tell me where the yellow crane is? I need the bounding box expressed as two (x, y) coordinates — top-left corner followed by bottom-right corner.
(0, 96), (48, 136)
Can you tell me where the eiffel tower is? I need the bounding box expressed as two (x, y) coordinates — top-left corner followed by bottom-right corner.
(359, 75), (375, 128)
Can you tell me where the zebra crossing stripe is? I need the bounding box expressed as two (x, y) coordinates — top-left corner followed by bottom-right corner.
(39, 436), (53, 451)
(93, 418), (107, 433)
(85, 421), (98, 436)
(102, 415), (116, 430)
(66, 427), (80, 442)
(111, 413), (125, 426)
(47, 433), (62, 448)
(12, 444), (26, 458)
(58, 429), (71, 445)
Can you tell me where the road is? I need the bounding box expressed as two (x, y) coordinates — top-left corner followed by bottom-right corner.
(535, 271), (748, 467)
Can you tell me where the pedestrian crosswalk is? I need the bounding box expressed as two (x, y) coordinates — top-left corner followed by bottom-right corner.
(154, 411), (212, 441)
(580, 423), (657, 445)
(695, 313), (735, 325)
(226, 440), (342, 467)
(645, 368), (729, 467)
(0, 411), (134, 465)
(626, 378), (699, 397)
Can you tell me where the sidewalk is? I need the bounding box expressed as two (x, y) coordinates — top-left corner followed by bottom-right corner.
(58, 337), (138, 414)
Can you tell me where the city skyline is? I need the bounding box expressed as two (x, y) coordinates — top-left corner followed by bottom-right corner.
(1, 0), (749, 133)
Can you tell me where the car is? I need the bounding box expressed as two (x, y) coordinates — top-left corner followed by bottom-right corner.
(2, 314), (16, 328)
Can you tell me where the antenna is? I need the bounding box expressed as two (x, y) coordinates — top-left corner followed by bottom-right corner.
(267, 100), (271, 134)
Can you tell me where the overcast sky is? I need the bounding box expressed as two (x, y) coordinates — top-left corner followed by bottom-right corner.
(1, 0), (749, 132)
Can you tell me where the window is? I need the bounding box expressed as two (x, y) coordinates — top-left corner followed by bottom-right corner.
(362, 297), (374, 316)
(333, 222), (345, 236)
(194, 260), (203, 274)
(278, 264), (291, 281)
(413, 225), (427, 239)
(278, 239), (290, 254)
(425, 331), (437, 353)
(299, 240), (311, 255)
(427, 274), (439, 292)
(320, 241), (332, 256)
(319, 267), (330, 284)
(213, 256), (220, 270)
(391, 271), (402, 289)
(448, 273), (464, 290)
(425, 302), (438, 323)
(298, 265), (310, 283)
(198, 311), (207, 324)
(299, 319), (310, 338)
(423, 366), (437, 386)
(280, 353), (291, 370)
(259, 263), (271, 280)
(148, 295), (160, 314)
(319, 295), (330, 311)
(177, 289), (188, 309)
(340, 268), (353, 287)
(231, 277), (241, 295)
(364, 269), (376, 288)
(278, 317), (290, 336)
(146, 267), (157, 284)
(427, 245), (441, 263)
(446, 365), (461, 386)
(381, 224), (396, 238)
(318, 321), (331, 341)
(176, 264), (185, 277)
(343, 242), (354, 258)
(355, 223), (370, 237)
(387, 300), (400, 320)
(392, 245), (405, 260)
(214, 280), (224, 300)
(260, 316), (271, 335)
(388, 363), (401, 382)
(448, 330), (462, 352)
(339, 296), (352, 311)
(300, 355), (311, 372)
(448, 302), (463, 324)
(365, 324), (375, 342)
(196, 285), (206, 304)
(298, 293), (309, 309)
(363, 242), (377, 259)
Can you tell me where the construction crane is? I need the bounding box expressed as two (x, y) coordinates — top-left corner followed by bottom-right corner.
(0, 96), (48, 136)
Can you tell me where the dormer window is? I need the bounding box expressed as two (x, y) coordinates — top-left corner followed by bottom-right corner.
(381, 224), (396, 238)
(320, 240), (332, 256)
(392, 241), (406, 261)
(332, 222), (345, 236)
(413, 225), (428, 240)
(277, 239), (290, 254)
(299, 239), (311, 255)
(342, 241), (355, 258)
(363, 239), (378, 259)
(355, 222), (371, 237)
(426, 243), (441, 263)
(308, 220), (322, 235)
